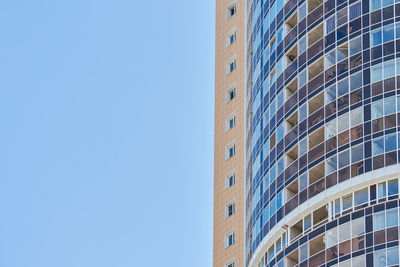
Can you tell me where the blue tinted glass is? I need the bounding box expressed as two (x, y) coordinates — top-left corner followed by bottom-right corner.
(398, 134), (400, 149)
(277, 91), (284, 108)
(263, 77), (270, 96)
(383, 24), (395, 42)
(263, 206), (270, 224)
(383, 0), (394, 7)
(373, 138), (384, 155)
(277, 124), (284, 142)
(271, 39), (277, 51)
(276, 192), (282, 208)
(349, 2), (361, 20)
(264, 13), (270, 34)
(263, 46), (270, 63)
(277, 0), (284, 12)
(270, 4), (276, 25)
(350, 72), (363, 91)
(299, 103), (307, 121)
(270, 98), (276, 115)
(385, 134), (396, 152)
(270, 165), (276, 182)
(388, 180), (398, 195)
(270, 198), (276, 215)
(338, 78), (349, 96)
(371, 0), (382, 10)
(384, 97), (396, 115)
(277, 27), (283, 43)
(396, 23), (400, 38)
(277, 157), (284, 173)
(371, 29), (382, 46)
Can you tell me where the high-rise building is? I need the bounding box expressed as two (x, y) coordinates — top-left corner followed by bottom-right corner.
(215, 0), (400, 266)
(214, 1), (245, 267)
(245, 0), (400, 266)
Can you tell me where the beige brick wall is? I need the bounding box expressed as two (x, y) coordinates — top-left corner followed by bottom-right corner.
(213, 0), (245, 266)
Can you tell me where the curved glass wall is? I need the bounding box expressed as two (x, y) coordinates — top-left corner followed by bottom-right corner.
(245, 0), (400, 265)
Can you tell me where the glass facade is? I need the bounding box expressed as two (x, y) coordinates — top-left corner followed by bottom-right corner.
(245, 0), (400, 265)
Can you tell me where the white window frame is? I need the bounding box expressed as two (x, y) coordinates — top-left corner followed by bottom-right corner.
(226, 141), (236, 160)
(225, 258), (235, 267)
(225, 170), (236, 189)
(227, 2), (237, 20)
(225, 199), (236, 218)
(226, 85), (237, 103)
(225, 230), (236, 248)
(226, 28), (237, 47)
(226, 112), (236, 132)
(226, 56), (237, 75)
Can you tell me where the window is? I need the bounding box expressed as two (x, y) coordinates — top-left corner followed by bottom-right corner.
(325, 84), (336, 103)
(299, 243), (308, 262)
(324, 50), (336, 70)
(342, 193), (353, 211)
(339, 222), (351, 242)
(350, 71), (362, 91)
(276, 123), (285, 142)
(352, 217), (364, 237)
(383, 24), (395, 43)
(298, 69), (307, 87)
(299, 138), (308, 156)
(370, 0), (381, 11)
(226, 201), (235, 218)
(226, 172), (235, 189)
(349, 2), (361, 20)
(226, 57), (237, 74)
(350, 107), (363, 127)
(226, 86), (236, 103)
(225, 231), (235, 247)
(378, 182), (387, 199)
(372, 137), (384, 156)
(337, 78), (349, 97)
(304, 214), (312, 231)
(350, 36), (362, 56)
(299, 172), (308, 191)
(326, 227), (338, 247)
(383, 0), (394, 8)
(371, 63), (383, 83)
(387, 247), (400, 266)
(225, 260), (235, 267)
(299, 35), (307, 54)
(299, 103), (308, 121)
(339, 150), (350, 169)
(227, 30), (237, 46)
(227, 3), (236, 19)
(354, 187), (368, 206)
(276, 237), (282, 253)
(385, 134), (396, 152)
(384, 97), (396, 115)
(337, 8), (348, 27)
(397, 23), (400, 39)
(226, 114), (236, 131)
(298, 2), (307, 21)
(384, 60), (395, 79)
(388, 179), (398, 195)
(351, 144), (363, 163)
(326, 155), (337, 174)
(371, 28), (382, 47)
(226, 143), (236, 160)
(372, 100), (383, 119)
(386, 208), (398, 227)
(325, 16), (335, 34)
(374, 250), (386, 267)
(338, 113), (349, 133)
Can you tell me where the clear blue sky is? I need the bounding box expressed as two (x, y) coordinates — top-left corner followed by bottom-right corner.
(0, 1), (214, 266)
